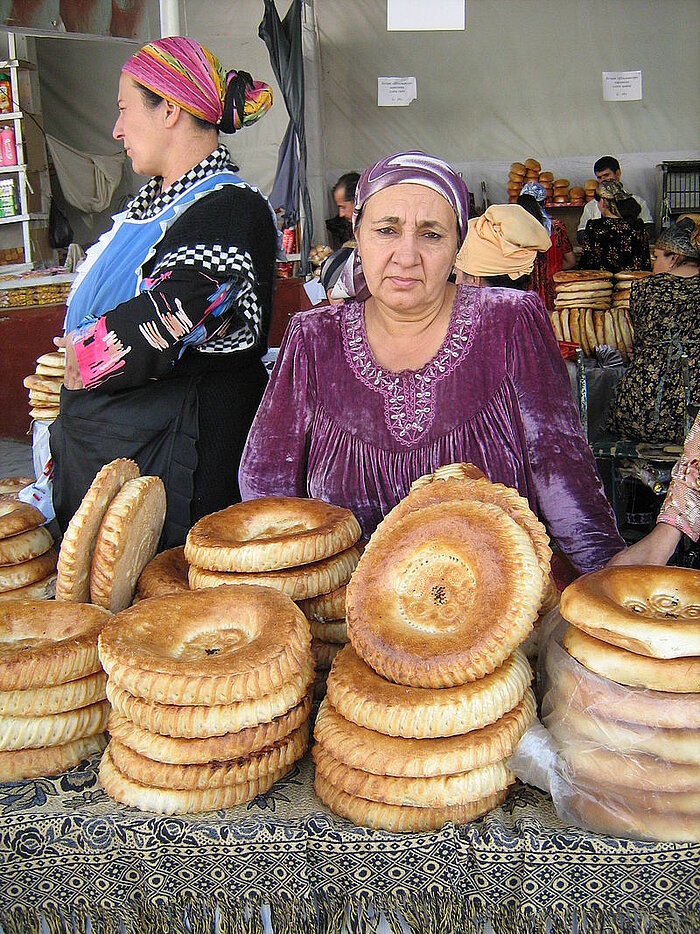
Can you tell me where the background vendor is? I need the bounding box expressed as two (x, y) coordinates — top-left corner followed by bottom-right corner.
(577, 155), (654, 245)
(50, 37), (278, 548)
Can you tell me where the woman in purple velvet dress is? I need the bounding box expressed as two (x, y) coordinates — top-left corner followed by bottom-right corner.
(239, 151), (623, 574)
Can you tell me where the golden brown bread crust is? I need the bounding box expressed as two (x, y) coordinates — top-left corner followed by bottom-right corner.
(326, 645), (532, 738)
(568, 793), (700, 843)
(563, 746), (700, 793)
(562, 624), (700, 693)
(0, 572), (56, 603)
(0, 477), (33, 496)
(0, 526), (53, 567)
(99, 744), (286, 814)
(313, 690), (535, 777)
(553, 270), (613, 283)
(313, 771), (508, 832)
(136, 546), (189, 599)
(297, 584), (346, 622)
(55, 458), (139, 603)
(560, 566), (700, 658)
(0, 600), (110, 690)
(0, 500), (46, 540)
(90, 476), (167, 612)
(98, 585), (312, 705)
(105, 655), (315, 737)
(109, 719), (309, 790)
(106, 693), (312, 764)
(184, 496), (361, 572)
(0, 699), (109, 751)
(311, 639), (342, 670)
(410, 463), (486, 493)
(0, 732), (107, 782)
(0, 547), (57, 594)
(346, 501), (541, 687)
(189, 544), (361, 600)
(309, 619), (347, 644)
(313, 742), (513, 808)
(0, 670), (107, 716)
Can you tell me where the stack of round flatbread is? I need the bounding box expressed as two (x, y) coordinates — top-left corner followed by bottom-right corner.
(0, 600), (110, 781)
(314, 465), (547, 830)
(0, 497), (57, 603)
(97, 585), (314, 814)
(545, 566), (700, 842)
(185, 496), (363, 699)
(56, 458), (166, 612)
(24, 350), (65, 422)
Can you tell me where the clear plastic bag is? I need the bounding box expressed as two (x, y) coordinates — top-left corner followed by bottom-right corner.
(16, 419), (55, 522)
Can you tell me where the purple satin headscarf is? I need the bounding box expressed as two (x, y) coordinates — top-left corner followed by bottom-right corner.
(336, 151), (469, 302)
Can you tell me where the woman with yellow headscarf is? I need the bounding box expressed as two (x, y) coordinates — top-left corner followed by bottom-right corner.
(49, 38), (277, 547)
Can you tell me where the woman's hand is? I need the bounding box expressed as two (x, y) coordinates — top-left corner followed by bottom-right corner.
(53, 333), (84, 390)
(607, 522), (682, 568)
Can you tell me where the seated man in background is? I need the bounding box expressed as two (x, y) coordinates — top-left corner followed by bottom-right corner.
(326, 171), (360, 248)
(577, 155), (653, 245)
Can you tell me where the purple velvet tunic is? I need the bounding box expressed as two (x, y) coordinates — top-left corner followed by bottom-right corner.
(239, 284), (623, 573)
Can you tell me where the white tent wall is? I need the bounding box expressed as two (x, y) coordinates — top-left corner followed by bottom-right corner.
(315, 0), (700, 223)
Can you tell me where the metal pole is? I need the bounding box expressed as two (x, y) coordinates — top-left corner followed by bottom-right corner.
(159, 0), (181, 38)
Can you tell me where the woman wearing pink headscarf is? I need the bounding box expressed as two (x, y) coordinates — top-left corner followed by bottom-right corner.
(49, 38), (278, 546)
(239, 151), (624, 575)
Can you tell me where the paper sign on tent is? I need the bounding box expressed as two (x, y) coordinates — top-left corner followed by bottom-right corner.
(378, 77), (417, 107)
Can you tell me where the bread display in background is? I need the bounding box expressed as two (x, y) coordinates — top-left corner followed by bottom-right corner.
(314, 465), (547, 831)
(97, 585), (314, 814)
(0, 600), (110, 781)
(541, 566), (700, 842)
(0, 497), (57, 602)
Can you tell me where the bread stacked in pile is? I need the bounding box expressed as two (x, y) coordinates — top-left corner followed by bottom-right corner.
(611, 270), (651, 318)
(507, 159), (541, 202)
(185, 497), (363, 699)
(549, 270), (636, 361)
(24, 350), (65, 423)
(506, 163), (597, 205)
(546, 566), (700, 842)
(313, 464), (551, 831)
(584, 179), (598, 202)
(56, 458), (166, 612)
(0, 600), (110, 781)
(0, 483), (57, 603)
(98, 584), (314, 814)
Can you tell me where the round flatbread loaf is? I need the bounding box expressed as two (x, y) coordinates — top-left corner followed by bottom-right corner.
(189, 544), (361, 601)
(106, 693), (311, 765)
(568, 792), (700, 843)
(35, 363), (65, 377)
(309, 619), (347, 644)
(410, 463), (486, 493)
(99, 584), (312, 705)
(0, 699), (109, 751)
(554, 270), (613, 283)
(0, 548), (57, 594)
(0, 600), (109, 690)
(326, 645), (532, 738)
(36, 351), (65, 368)
(136, 546), (189, 599)
(615, 271), (652, 281)
(0, 732), (106, 783)
(314, 690), (535, 778)
(297, 584), (346, 623)
(99, 743), (286, 815)
(23, 374), (63, 393)
(56, 458), (139, 603)
(0, 670), (107, 717)
(0, 499), (45, 540)
(105, 656), (314, 737)
(314, 771), (507, 832)
(563, 746), (700, 793)
(109, 719), (309, 791)
(29, 407), (60, 421)
(185, 496), (361, 572)
(0, 477), (33, 496)
(562, 624), (700, 693)
(0, 572), (56, 603)
(346, 501), (541, 687)
(0, 525), (53, 567)
(90, 475), (166, 612)
(561, 566), (700, 659)
(311, 639), (342, 670)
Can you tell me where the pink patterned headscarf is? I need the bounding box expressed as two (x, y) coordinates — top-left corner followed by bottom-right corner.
(122, 37), (272, 133)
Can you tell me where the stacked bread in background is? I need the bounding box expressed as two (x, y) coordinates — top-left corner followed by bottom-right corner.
(185, 497), (362, 697)
(549, 270), (636, 362)
(612, 270), (652, 317)
(24, 350), (65, 423)
(544, 566), (700, 842)
(98, 585), (313, 814)
(313, 464), (550, 831)
(0, 490), (57, 603)
(56, 458), (165, 612)
(505, 161), (596, 205)
(0, 601), (110, 781)
(584, 179), (598, 202)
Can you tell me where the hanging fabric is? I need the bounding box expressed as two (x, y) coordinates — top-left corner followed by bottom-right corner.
(46, 133), (125, 215)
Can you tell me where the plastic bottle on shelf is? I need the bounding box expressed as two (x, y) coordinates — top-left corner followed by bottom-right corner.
(0, 74), (12, 114)
(0, 126), (17, 165)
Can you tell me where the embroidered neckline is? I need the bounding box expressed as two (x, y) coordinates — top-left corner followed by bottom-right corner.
(341, 286), (477, 446)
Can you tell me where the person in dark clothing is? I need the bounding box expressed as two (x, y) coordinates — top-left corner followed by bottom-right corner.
(578, 180), (651, 274)
(49, 37), (278, 547)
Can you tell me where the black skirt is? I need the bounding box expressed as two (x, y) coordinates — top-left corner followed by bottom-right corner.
(49, 350), (268, 549)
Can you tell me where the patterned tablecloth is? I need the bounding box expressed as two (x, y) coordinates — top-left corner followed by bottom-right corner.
(0, 751), (698, 934)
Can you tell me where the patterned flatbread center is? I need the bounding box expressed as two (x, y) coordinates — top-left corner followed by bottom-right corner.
(396, 549), (476, 634)
(623, 594), (700, 618)
(243, 519), (309, 541)
(177, 623), (257, 659)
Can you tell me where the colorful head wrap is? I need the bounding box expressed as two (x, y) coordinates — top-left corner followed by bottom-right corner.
(122, 37), (272, 134)
(519, 181), (552, 235)
(455, 204), (552, 280)
(353, 151), (470, 244)
(655, 217), (700, 260)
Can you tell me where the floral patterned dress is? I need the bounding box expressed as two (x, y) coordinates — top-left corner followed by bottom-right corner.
(531, 219), (572, 311)
(608, 274), (700, 444)
(579, 217), (651, 274)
